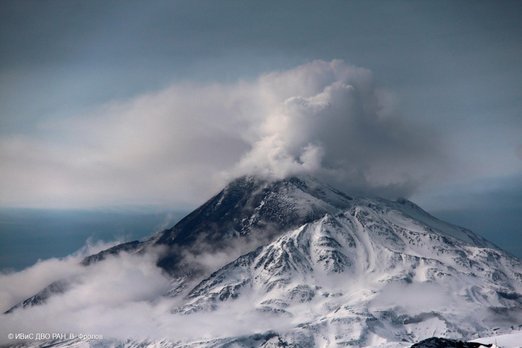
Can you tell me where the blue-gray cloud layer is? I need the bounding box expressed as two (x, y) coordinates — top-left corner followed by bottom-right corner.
(0, 1), (520, 239)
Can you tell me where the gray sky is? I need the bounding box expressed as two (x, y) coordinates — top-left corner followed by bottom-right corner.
(0, 1), (521, 253)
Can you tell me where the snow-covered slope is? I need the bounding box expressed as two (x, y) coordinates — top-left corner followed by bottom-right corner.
(170, 196), (522, 346)
(471, 331), (522, 347)
(4, 176), (522, 347)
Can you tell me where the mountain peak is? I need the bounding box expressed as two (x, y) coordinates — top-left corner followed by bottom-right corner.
(151, 175), (353, 275)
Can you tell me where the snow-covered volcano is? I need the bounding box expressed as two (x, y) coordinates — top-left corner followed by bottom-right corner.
(4, 176), (522, 347)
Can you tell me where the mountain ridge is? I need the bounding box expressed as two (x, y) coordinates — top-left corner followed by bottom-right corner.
(83, 175), (356, 275)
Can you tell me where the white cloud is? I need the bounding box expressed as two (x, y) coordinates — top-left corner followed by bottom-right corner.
(0, 240), (115, 313)
(0, 249), (289, 345)
(0, 60), (444, 208)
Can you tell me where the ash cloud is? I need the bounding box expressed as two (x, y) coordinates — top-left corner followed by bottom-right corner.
(232, 61), (443, 197)
(0, 60), (444, 208)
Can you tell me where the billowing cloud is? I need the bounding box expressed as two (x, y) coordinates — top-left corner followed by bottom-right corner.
(232, 62), (443, 196)
(0, 60), (444, 208)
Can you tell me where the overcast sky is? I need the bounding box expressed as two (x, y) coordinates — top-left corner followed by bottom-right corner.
(0, 1), (521, 253)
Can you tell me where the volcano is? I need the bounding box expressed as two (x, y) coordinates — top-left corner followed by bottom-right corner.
(5, 176), (522, 347)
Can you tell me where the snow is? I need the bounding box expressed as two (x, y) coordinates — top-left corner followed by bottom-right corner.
(471, 331), (522, 347)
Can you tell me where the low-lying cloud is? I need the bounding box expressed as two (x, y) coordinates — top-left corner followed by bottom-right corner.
(0, 60), (445, 208)
(0, 240), (117, 310)
(0, 249), (289, 345)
